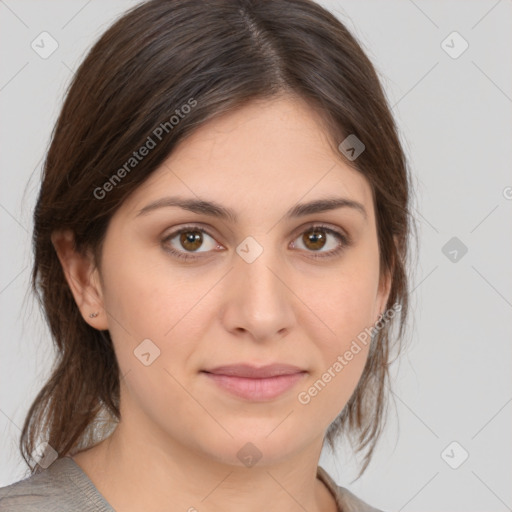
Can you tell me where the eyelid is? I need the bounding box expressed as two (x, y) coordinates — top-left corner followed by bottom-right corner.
(161, 224), (222, 259)
(290, 221), (351, 244)
(161, 222), (351, 261)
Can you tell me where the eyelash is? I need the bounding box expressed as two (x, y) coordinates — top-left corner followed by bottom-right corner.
(161, 223), (351, 262)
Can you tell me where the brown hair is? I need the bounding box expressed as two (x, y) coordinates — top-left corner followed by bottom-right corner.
(21, 0), (415, 477)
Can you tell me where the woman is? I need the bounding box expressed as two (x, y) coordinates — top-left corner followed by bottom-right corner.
(0, 0), (413, 510)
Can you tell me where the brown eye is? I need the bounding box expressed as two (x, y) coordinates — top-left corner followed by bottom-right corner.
(162, 226), (220, 261)
(302, 228), (328, 251)
(179, 230), (204, 251)
(291, 225), (349, 259)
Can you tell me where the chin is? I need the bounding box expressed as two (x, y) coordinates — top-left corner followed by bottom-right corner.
(189, 420), (315, 468)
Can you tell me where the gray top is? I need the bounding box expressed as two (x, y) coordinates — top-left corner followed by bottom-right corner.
(0, 456), (384, 511)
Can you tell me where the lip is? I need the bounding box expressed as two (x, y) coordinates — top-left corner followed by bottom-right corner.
(201, 364), (307, 401)
(204, 364), (305, 378)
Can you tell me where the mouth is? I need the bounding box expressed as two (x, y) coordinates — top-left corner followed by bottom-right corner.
(200, 364), (307, 401)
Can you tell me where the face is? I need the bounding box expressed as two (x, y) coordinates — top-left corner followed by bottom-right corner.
(65, 96), (390, 467)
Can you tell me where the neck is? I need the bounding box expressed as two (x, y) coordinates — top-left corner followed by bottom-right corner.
(73, 417), (337, 512)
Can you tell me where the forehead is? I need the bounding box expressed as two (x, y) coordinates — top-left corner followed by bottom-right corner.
(120, 96), (374, 223)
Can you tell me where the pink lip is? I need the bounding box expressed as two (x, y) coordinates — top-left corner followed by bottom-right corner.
(201, 364), (307, 401)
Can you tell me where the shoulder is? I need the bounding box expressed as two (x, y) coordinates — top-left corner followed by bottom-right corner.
(317, 465), (387, 512)
(0, 461), (57, 512)
(0, 457), (110, 512)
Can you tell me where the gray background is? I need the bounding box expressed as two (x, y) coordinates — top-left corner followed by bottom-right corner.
(1, 1), (511, 510)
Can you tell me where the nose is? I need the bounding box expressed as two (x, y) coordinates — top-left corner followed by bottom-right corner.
(220, 240), (296, 343)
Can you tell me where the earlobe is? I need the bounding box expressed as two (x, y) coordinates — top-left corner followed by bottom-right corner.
(51, 229), (108, 330)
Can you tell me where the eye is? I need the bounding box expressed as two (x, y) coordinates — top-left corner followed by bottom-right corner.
(290, 224), (350, 259)
(162, 223), (350, 262)
(162, 226), (221, 261)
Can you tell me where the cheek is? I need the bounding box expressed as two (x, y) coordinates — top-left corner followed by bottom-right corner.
(99, 252), (214, 428)
(99, 244), (222, 386)
(296, 286), (373, 424)
(300, 344), (370, 417)
(100, 241), (204, 338)
(308, 258), (380, 354)
(296, 248), (379, 413)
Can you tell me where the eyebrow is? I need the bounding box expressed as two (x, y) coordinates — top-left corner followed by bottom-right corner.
(136, 195), (367, 222)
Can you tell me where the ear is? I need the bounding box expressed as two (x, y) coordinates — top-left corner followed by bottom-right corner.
(375, 267), (393, 322)
(51, 229), (109, 330)
(374, 237), (397, 322)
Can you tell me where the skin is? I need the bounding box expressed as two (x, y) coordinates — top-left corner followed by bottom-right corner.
(53, 95), (391, 512)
